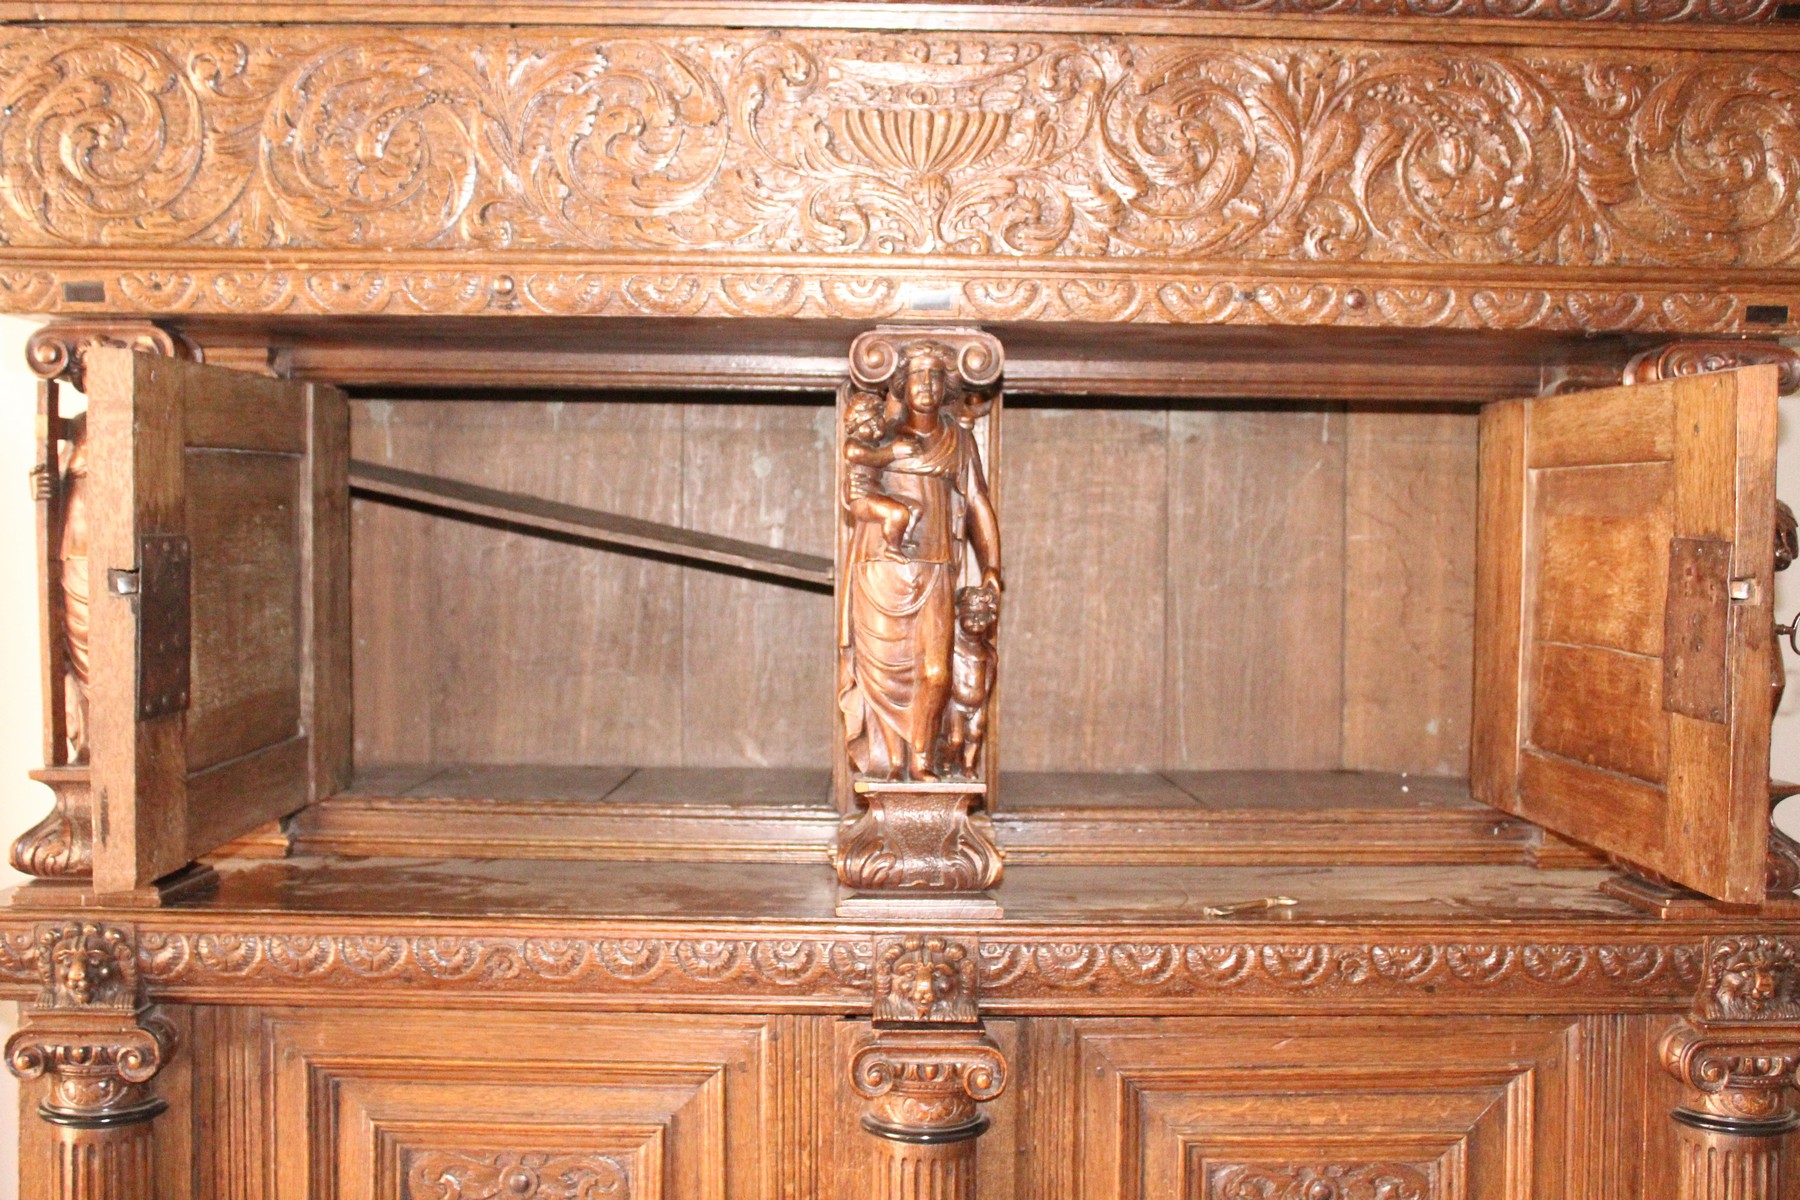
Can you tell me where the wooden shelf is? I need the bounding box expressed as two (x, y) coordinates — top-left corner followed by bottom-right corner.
(287, 766), (1540, 867)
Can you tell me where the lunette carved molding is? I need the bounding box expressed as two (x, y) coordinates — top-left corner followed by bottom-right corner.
(404, 1150), (633, 1200)
(614, 0), (1788, 17)
(0, 928), (1719, 1009)
(0, 29), (1798, 331)
(835, 327), (1005, 901)
(5, 923), (173, 1200)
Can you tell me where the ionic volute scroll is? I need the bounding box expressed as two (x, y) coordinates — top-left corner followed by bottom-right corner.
(6, 922), (175, 1200)
(1661, 936), (1800, 1200)
(833, 327), (1006, 915)
(852, 934), (1008, 1200)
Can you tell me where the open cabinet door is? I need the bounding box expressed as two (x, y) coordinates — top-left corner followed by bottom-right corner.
(84, 349), (350, 895)
(1473, 366), (1778, 903)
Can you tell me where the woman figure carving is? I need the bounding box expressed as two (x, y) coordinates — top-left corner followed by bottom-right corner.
(839, 345), (1001, 783)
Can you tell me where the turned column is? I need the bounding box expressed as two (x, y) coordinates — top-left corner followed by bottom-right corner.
(6, 922), (173, 1200)
(851, 934), (1007, 1198)
(1663, 936), (1800, 1200)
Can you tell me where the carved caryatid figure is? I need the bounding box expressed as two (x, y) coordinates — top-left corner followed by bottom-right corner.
(838, 345), (1001, 785)
(59, 421), (90, 764)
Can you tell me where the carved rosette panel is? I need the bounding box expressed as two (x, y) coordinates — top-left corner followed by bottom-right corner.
(0, 29), (1796, 330)
(404, 1150), (632, 1200)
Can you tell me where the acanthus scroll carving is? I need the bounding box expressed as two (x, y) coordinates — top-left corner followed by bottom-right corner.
(1207, 1163), (1433, 1200)
(0, 30), (1798, 331)
(404, 1150), (632, 1200)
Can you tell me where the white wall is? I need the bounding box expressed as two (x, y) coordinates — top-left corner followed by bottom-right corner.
(0, 318), (1793, 1195)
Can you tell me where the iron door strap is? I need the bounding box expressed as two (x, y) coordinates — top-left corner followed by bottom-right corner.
(110, 534), (191, 722)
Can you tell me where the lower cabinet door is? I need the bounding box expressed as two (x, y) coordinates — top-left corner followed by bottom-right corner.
(1018, 1015), (1686, 1200)
(189, 1007), (836, 1200)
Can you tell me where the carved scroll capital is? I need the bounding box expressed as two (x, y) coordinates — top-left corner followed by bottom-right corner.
(1662, 1020), (1800, 1132)
(6, 922), (172, 1130)
(25, 321), (195, 390)
(851, 1029), (1009, 1143)
(850, 327), (1003, 396)
(1624, 340), (1800, 396)
(874, 934), (980, 1025)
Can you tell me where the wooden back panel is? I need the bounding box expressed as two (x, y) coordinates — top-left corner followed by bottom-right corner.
(85, 350), (350, 893)
(1473, 368), (1778, 902)
(350, 399), (1479, 776)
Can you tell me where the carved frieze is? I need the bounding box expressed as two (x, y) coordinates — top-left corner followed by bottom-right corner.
(0, 28), (1796, 330)
(669, 0), (1787, 17)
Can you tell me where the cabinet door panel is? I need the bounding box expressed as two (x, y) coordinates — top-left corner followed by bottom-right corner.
(1054, 1016), (1650, 1200)
(192, 1008), (818, 1200)
(1472, 366), (1778, 902)
(84, 349), (349, 893)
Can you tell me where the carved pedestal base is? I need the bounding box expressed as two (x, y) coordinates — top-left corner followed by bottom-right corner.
(851, 1029), (1007, 1200)
(12, 767), (93, 885)
(834, 784), (1003, 918)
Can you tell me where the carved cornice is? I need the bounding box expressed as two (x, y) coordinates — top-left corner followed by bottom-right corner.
(0, 28), (1796, 331)
(1624, 340), (1800, 395)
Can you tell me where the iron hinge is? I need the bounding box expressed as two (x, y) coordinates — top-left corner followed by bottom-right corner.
(108, 534), (191, 721)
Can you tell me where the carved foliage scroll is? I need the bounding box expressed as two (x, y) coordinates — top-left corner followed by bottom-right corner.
(0, 29), (1797, 328)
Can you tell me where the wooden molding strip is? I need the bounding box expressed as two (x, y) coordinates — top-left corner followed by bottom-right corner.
(348, 460), (834, 588)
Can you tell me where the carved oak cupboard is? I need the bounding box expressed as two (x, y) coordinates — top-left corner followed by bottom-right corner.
(2, 2), (1800, 1199)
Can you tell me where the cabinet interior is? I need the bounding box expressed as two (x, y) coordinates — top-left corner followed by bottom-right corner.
(322, 390), (1506, 864)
